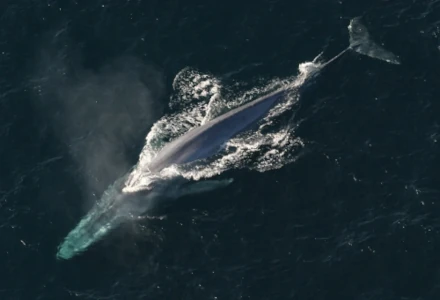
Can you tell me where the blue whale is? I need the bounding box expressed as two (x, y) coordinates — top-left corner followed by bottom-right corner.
(56, 17), (399, 260)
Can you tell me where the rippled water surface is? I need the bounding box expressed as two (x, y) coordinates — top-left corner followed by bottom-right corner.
(1, 1), (440, 299)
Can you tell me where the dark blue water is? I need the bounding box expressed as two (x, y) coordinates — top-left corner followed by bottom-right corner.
(2, 0), (440, 299)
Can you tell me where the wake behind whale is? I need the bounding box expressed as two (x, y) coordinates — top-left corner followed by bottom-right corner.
(56, 18), (400, 260)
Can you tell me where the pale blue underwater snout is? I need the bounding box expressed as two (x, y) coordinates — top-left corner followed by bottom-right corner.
(56, 187), (143, 260)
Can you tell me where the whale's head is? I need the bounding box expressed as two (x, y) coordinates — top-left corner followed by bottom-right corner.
(56, 181), (158, 260)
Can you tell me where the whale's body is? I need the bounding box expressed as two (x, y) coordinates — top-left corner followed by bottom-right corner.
(56, 17), (400, 260)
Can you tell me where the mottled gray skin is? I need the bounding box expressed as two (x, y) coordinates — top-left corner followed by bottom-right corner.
(148, 89), (288, 173)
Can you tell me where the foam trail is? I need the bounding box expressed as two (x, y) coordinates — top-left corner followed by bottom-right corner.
(348, 17), (400, 64)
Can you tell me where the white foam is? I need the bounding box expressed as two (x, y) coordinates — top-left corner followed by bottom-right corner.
(123, 60), (320, 191)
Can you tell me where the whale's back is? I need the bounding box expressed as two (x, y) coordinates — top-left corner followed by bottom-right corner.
(148, 89), (286, 173)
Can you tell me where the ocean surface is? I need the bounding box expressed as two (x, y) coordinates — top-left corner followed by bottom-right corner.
(2, 0), (440, 299)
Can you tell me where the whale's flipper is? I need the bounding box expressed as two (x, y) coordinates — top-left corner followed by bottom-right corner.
(178, 178), (234, 197)
(348, 17), (400, 65)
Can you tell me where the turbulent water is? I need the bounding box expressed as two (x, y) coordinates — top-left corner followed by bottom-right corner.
(2, 1), (440, 299)
(124, 66), (306, 191)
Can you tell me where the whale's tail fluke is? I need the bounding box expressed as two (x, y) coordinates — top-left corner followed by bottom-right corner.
(317, 17), (400, 69)
(348, 17), (400, 65)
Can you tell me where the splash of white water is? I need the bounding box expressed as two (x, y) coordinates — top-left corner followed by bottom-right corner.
(123, 59), (321, 193)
